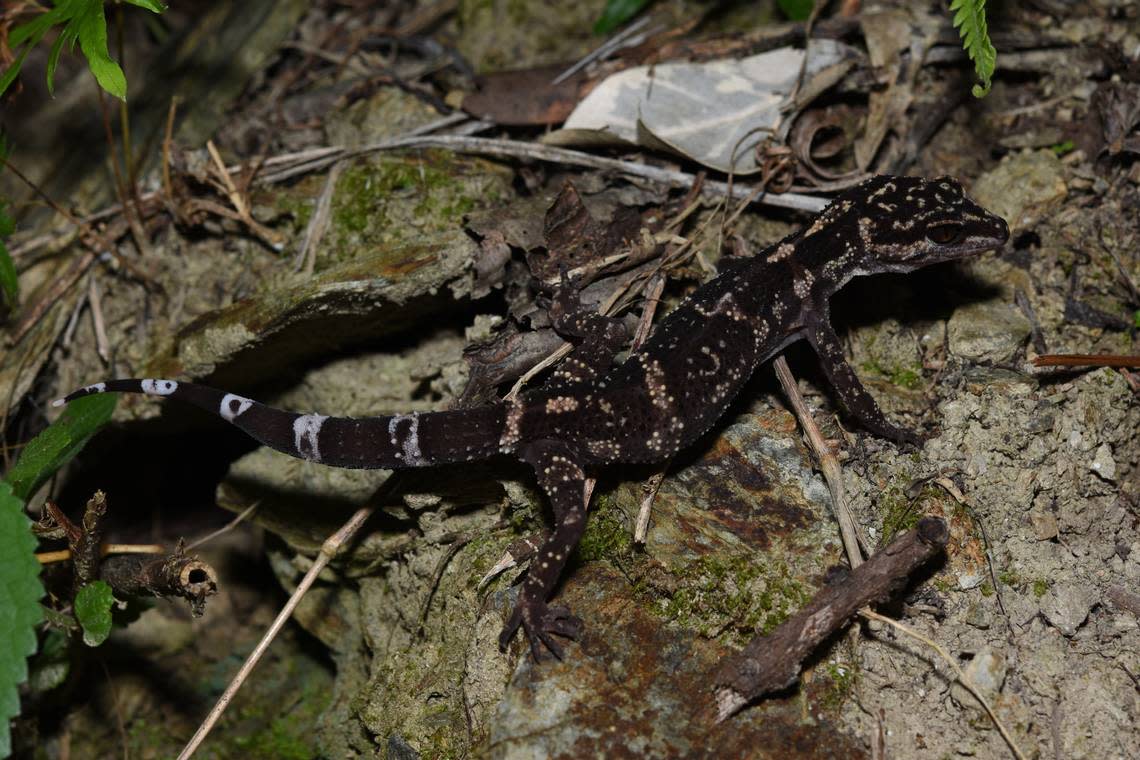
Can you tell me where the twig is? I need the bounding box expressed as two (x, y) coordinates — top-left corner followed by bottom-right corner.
(773, 355), (864, 568)
(36, 544), (165, 564)
(634, 471), (666, 544)
(551, 16), (655, 85)
(73, 490), (109, 591)
(859, 609), (1028, 760)
(9, 124), (827, 263)
(184, 501), (260, 552)
(1033, 354), (1140, 368)
(712, 517), (949, 719)
(630, 271), (669, 544)
(930, 476), (1012, 635)
(9, 249), (98, 346)
(87, 275), (110, 363)
(100, 548), (218, 616)
(294, 160), (344, 274)
(418, 532), (475, 632)
(205, 140), (285, 249)
(258, 135), (830, 213)
(176, 504), (374, 760)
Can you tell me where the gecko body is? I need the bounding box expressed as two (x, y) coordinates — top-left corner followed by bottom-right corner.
(58, 175), (1009, 658)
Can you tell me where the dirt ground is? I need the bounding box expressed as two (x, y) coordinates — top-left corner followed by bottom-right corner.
(1, 1), (1137, 758)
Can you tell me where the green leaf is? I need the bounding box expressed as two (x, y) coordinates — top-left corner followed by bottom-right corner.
(122, 0), (168, 12)
(593, 0), (651, 36)
(74, 581), (114, 647)
(0, 140), (17, 312)
(777, 0), (815, 22)
(1133, 309), (1140, 329)
(27, 629), (70, 695)
(0, 44), (34, 99)
(72, 0), (126, 100)
(45, 31), (70, 98)
(3, 393), (117, 502)
(949, 0), (997, 98)
(0, 237), (16, 315)
(0, 482), (45, 757)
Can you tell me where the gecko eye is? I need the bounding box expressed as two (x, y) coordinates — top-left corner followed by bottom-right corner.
(926, 223), (963, 245)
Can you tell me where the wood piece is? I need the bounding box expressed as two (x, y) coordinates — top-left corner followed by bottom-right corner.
(100, 548), (218, 616)
(712, 516), (949, 721)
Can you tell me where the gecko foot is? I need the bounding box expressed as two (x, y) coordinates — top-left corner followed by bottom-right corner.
(499, 598), (582, 660)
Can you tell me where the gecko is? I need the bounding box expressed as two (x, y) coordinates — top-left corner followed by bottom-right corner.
(56, 175), (1009, 660)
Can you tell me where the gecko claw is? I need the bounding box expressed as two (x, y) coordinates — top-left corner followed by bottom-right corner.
(499, 598), (582, 661)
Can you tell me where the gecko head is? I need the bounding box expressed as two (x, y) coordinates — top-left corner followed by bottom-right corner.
(842, 175), (1009, 274)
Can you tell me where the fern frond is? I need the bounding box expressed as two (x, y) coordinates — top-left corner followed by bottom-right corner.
(949, 0), (997, 98)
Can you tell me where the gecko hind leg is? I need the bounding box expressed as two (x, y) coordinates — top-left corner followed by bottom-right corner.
(499, 439), (589, 659)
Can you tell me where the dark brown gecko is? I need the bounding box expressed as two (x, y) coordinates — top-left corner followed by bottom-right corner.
(57, 175), (1009, 659)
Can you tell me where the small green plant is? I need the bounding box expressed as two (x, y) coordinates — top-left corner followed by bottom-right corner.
(593, 0), (651, 35)
(777, 0), (814, 21)
(73, 580), (115, 646)
(0, 0), (167, 101)
(1050, 140), (1076, 156)
(0, 392), (117, 756)
(949, 0), (997, 98)
(0, 482), (42, 758)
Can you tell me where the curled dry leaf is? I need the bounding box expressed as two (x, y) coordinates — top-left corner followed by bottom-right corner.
(546, 40), (861, 174)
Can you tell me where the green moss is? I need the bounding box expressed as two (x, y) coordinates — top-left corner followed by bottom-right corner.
(654, 553), (810, 644)
(575, 494), (634, 565)
(1032, 579), (1049, 598)
(877, 474), (919, 545)
(1050, 139), (1075, 156)
(273, 190), (315, 233)
(890, 366), (922, 390)
(997, 569), (1020, 587)
(979, 581), (994, 597)
(820, 660), (859, 710)
(932, 576), (954, 593)
(232, 717), (318, 760)
(327, 152), (501, 263)
(861, 359), (924, 390)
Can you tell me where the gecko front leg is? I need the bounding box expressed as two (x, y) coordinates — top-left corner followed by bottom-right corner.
(499, 439), (588, 659)
(543, 275), (628, 391)
(805, 316), (925, 447)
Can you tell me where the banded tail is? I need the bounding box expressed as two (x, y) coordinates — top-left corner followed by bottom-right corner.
(55, 379), (508, 469)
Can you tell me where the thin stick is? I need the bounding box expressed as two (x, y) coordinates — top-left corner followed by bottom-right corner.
(772, 355), (864, 568)
(258, 135), (830, 213)
(551, 16), (654, 85)
(631, 272), (669, 543)
(36, 543), (166, 564)
(184, 501), (261, 552)
(88, 275), (110, 363)
(176, 505), (373, 760)
(859, 609), (1028, 760)
(1033, 354), (1140, 368)
(9, 127), (826, 262)
(294, 160), (344, 274)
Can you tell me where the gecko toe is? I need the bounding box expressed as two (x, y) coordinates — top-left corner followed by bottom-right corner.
(500, 598), (582, 660)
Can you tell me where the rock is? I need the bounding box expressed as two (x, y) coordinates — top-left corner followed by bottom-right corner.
(1040, 583), (1096, 636)
(970, 150), (1068, 233)
(950, 648), (1007, 711)
(947, 300), (1031, 363)
(1029, 508), (1059, 541)
(1090, 443), (1117, 481)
